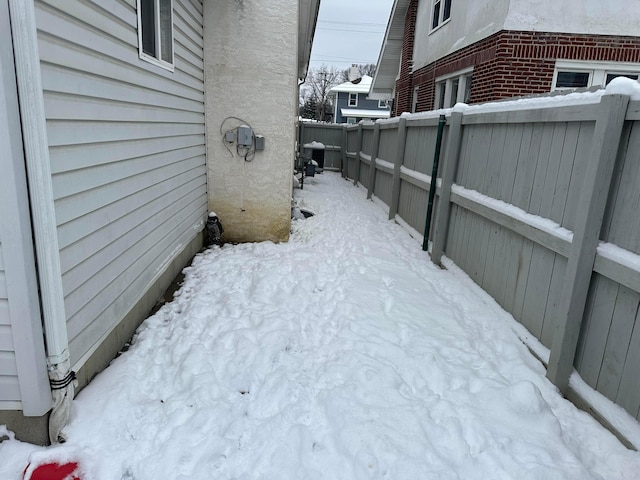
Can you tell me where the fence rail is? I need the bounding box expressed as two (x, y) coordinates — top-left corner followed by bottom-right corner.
(299, 95), (640, 445)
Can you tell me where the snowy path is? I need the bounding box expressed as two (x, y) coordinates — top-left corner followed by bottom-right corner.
(2, 173), (640, 479)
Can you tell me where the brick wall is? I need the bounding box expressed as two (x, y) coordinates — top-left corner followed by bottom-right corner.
(393, 0), (418, 116)
(397, 30), (640, 112)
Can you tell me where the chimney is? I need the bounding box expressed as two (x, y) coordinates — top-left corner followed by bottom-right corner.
(348, 64), (359, 82)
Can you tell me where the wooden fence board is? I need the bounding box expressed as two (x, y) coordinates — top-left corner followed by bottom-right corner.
(512, 123), (539, 211)
(497, 123), (524, 204)
(597, 286), (639, 401)
(550, 122), (580, 225)
(561, 122), (595, 230)
(615, 307), (640, 420)
(541, 255), (567, 348)
(528, 123), (555, 214)
(521, 244), (555, 339)
(539, 122), (567, 218)
(484, 124), (507, 198)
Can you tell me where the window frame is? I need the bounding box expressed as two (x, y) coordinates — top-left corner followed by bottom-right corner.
(348, 93), (358, 107)
(346, 117), (357, 124)
(378, 99), (388, 109)
(552, 60), (640, 91)
(137, 0), (175, 71)
(430, 0), (452, 33)
(434, 67), (473, 109)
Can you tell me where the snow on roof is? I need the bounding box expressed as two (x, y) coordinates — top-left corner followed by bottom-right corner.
(329, 75), (373, 94)
(341, 108), (391, 119)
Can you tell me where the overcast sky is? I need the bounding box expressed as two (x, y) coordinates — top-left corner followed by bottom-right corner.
(309, 0), (394, 72)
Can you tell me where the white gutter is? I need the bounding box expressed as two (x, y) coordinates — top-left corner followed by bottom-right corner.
(8, 0), (75, 444)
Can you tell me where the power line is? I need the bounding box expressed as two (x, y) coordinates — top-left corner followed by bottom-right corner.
(317, 27), (384, 34)
(318, 20), (387, 27)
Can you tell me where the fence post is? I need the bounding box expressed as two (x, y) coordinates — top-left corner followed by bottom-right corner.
(389, 118), (407, 220)
(367, 122), (381, 199)
(354, 123), (363, 186)
(431, 112), (463, 265)
(546, 94), (630, 394)
(341, 125), (347, 178)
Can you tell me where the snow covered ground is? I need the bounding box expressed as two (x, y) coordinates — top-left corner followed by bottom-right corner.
(2, 172), (640, 479)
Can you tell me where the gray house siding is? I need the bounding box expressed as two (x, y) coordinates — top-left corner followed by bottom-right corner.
(0, 0), (50, 415)
(335, 91), (389, 123)
(35, 0), (207, 367)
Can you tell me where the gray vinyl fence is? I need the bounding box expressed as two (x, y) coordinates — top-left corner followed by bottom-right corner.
(298, 122), (344, 170)
(301, 95), (640, 437)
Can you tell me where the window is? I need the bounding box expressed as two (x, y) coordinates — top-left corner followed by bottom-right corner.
(137, 0), (174, 70)
(555, 71), (590, 89)
(553, 60), (640, 91)
(347, 117), (357, 124)
(412, 86), (419, 113)
(348, 93), (358, 107)
(434, 68), (473, 109)
(606, 73), (639, 84)
(378, 99), (388, 108)
(432, 0), (452, 30)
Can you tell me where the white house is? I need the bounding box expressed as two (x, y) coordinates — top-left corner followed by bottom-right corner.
(0, 0), (319, 445)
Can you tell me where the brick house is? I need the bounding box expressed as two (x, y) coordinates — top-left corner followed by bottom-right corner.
(370, 0), (640, 115)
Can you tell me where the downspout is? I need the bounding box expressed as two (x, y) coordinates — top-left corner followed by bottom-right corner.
(8, 0), (75, 444)
(422, 114), (447, 251)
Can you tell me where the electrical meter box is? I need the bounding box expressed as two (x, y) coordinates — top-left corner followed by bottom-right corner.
(237, 125), (253, 146)
(255, 135), (265, 151)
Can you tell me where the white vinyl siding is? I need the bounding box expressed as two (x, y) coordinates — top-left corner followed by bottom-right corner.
(35, 0), (207, 368)
(0, 246), (19, 402)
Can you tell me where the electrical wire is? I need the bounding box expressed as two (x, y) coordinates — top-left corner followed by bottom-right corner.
(220, 116), (257, 162)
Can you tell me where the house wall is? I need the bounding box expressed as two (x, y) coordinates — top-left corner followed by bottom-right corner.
(405, 30), (640, 113)
(35, 0), (207, 370)
(505, 0), (640, 36)
(412, 0), (640, 72)
(412, 0), (510, 71)
(204, 0), (299, 243)
(334, 92), (388, 123)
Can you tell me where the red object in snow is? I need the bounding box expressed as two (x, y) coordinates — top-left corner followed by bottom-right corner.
(23, 461), (81, 480)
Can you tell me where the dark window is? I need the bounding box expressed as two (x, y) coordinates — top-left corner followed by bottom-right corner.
(139, 0), (173, 67)
(606, 73), (639, 85)
(463, 74), (473, 103)
(432, 1), (441, 29)
(555, 71), (590, 88)
(443, 0), (452, 21)
(140, 0), (156, 56)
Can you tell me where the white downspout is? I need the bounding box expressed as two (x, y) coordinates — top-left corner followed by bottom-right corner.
(8, 0), (75, 444)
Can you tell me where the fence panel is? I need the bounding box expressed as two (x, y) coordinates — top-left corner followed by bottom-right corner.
(303, 96), (640, 431)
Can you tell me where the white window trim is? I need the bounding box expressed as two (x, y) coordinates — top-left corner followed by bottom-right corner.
(435, 67), (473, 109)
(430, 0), (452, 34)
(348, 93), (358, 107)
(137, 0), (175, 72)
(552, 59), (640, 91)
(378, 99), (387, 108)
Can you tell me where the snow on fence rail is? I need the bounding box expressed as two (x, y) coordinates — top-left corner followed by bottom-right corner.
(300, 88), (640, 447)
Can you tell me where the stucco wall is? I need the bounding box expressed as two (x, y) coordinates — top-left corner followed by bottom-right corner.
(204, 0), (298, 243)
(412, 0), (509, 71)
(505, 0), (640, 36)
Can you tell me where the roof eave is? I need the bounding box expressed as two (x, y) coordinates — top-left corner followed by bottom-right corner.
(370, 0), (411, 101)
(298, 0), (321, 81)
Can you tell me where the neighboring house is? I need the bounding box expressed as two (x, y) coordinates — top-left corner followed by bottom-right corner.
(330, 74), (391, 124)
(370, 0), (640, 114)
(0, 0), (318, 445)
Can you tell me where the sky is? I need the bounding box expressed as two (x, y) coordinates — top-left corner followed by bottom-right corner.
(3, 171), (640, 480)
(309, 0), (394, 72)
